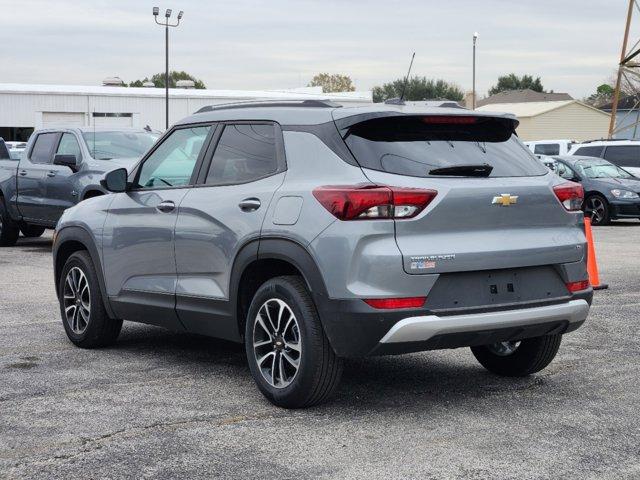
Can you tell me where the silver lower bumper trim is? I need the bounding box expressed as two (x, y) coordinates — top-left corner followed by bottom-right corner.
(379, 299), (590, 344)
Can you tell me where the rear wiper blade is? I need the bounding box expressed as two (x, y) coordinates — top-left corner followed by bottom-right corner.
(428, 164), (493, 177)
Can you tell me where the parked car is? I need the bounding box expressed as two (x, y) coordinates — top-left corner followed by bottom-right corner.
(53, 101), (592, 408)
(568, 139), (640, 177)
(0, 127), (159, 245)
(552, 155), (640, 225)
(525, 139), (576, 156)
(5, 141), (28, 150)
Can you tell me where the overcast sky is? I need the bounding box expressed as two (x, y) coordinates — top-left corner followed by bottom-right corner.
(0, 0), (634, 98)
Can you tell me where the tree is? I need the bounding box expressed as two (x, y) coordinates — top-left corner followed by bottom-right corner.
(372, 76), (464, 103)
(488, 74), (545, 96)
(585, 83), (615, 107)
(129, 71), (206, 89)
(308, 73), (355, 93)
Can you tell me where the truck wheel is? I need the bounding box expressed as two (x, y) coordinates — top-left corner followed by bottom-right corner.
(245, 275), (343, 408)
(59, 251), (122, 348)
(0, 199), (19, 247)
(21, 225), (46, 238)
(471, 334), (562, 377)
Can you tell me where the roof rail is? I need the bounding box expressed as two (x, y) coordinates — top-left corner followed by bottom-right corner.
(195, 99), (342, 113)
(580, 138), (627, 143)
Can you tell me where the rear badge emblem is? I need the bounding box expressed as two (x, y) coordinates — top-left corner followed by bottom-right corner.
(492, 194), (518, 206)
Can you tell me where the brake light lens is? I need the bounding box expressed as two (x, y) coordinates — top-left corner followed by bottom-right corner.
(566, 280), (590, 292)
(553, 182), (584, 211)
(421, 116), (478, 125)
(312, 185), (437, 220)
(364, 297), (427, 309)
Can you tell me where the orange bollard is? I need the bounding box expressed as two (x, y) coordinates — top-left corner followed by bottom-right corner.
(584, 216), (608, 290)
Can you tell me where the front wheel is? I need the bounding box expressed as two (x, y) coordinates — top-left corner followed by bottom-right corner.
(245, 276), (343, 408)
(584, 194), (610, 226)
(59, 251), (122, 348)
(471, 334), (562, 377)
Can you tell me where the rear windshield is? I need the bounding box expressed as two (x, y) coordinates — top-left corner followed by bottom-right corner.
(343, 116), (548, 178)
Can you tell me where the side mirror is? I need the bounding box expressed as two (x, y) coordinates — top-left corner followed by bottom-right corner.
(53, 154), (78, 171)
(100, 168), (128, 193)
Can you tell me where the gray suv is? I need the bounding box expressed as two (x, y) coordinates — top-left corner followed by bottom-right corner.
(53, 101), (592, 408)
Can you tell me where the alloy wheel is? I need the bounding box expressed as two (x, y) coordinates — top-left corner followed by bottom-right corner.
(252, 298), (302, 388)
(585, 197), (606, 224)
(63, 267), (91, 334)
(487, 340), (521, 356)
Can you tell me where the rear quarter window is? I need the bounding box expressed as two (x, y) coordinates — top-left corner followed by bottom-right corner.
(603, 145), (640, 168)
(534, 143), (560, 156)
(343, 116), (547, 178)
(573, 146), (604, 158)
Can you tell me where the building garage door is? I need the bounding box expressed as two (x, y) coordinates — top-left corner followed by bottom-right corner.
(92, 113), (133, 127)
(42, 112), (86, 127)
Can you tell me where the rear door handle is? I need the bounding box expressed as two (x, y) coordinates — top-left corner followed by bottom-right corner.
(18, 170), (27, 176)
(46, 171), (56, 178)
(156, 200), (175, 213)
(239, 198), (261, 212)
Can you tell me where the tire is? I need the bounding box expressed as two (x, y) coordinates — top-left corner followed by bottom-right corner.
(584, 194), (610, 226)
(58, 250), (122, 348)
(245, 275), (343, 408)
(20, 225), (46, 238)
(0, 197), (19, 247)
(471, 334), (562, 377)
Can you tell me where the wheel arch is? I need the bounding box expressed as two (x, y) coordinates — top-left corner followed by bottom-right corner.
(230, 237), (329, 341)
(53, 226), (116, 318)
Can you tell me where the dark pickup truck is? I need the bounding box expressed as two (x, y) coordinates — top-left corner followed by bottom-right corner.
(0, 127), (158, 246)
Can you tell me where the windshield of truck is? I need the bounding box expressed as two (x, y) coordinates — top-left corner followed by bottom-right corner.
(82, 131), (159, 160)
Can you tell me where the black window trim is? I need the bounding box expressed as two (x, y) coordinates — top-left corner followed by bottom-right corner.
(195, 120), (287, 188)
(602, 145), (640, 166)
(28, 131), (62, 165)
(128, 122), (217, 192)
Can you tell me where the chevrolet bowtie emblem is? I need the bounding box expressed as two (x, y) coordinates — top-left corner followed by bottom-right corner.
(492, 194), (519, 206)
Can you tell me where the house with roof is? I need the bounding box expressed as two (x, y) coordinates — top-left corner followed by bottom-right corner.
(599, 94), (640, 140)
(476, 89), (573, 108)
(476, 98), (611, 142)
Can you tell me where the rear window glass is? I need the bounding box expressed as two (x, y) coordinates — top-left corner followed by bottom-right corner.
(534, 143), (560, 155)
(30, 133), (58, 164)
(603, 146), (640, 168)
(343, 116), (547, 178)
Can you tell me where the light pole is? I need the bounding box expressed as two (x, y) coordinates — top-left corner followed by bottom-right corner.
(472, 32), (479, 110)
(153, 7), (184, 130)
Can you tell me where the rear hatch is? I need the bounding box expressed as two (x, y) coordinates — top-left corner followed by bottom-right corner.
(334, 111), (585, 277)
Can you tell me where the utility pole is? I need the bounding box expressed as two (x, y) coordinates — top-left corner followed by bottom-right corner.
(472, 32), (479, 110)
(153, 7), (184, 130)
(609, 0), (640, 139)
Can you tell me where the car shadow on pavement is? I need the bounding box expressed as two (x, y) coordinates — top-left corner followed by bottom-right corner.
(15, 237), (53, 251)
(112, 323), (535, 410)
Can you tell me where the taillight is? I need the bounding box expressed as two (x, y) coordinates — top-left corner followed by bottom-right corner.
(364, 297), (426, 309)
(566, 280), (590, 292)
(553, 182), (584, 211)
(421, 116), (478, 125)
(312, 185), (437, 221)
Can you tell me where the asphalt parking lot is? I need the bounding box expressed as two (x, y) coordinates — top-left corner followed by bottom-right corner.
(1, 226), (639, 480)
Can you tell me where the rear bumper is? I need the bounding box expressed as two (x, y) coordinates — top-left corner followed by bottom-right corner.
(316, 291), (592, 358)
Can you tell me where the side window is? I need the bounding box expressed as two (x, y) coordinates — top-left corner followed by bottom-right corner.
(136, 126), (211, 189)
(56, 133), (82, 159)
(30, 133), (58, 164)
(574, 146), (604, 158)
(603, 146), (640, 168)
(205, 124), (279, 185)
(534, 143), (560, 156)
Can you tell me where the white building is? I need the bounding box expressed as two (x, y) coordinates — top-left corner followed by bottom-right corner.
(0, 83), (373, 141)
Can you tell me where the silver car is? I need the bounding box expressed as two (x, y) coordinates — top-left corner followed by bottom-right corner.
(53, 101), (592, 408)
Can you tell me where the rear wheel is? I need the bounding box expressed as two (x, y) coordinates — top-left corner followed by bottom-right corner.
(245, 276), (343, 408)
(20, 225), (46, 238)
(584, 194), (610, 226)
(471, 334), (562, 377)
(59, 251), (122, 348)
(0, 198), (19, 247)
